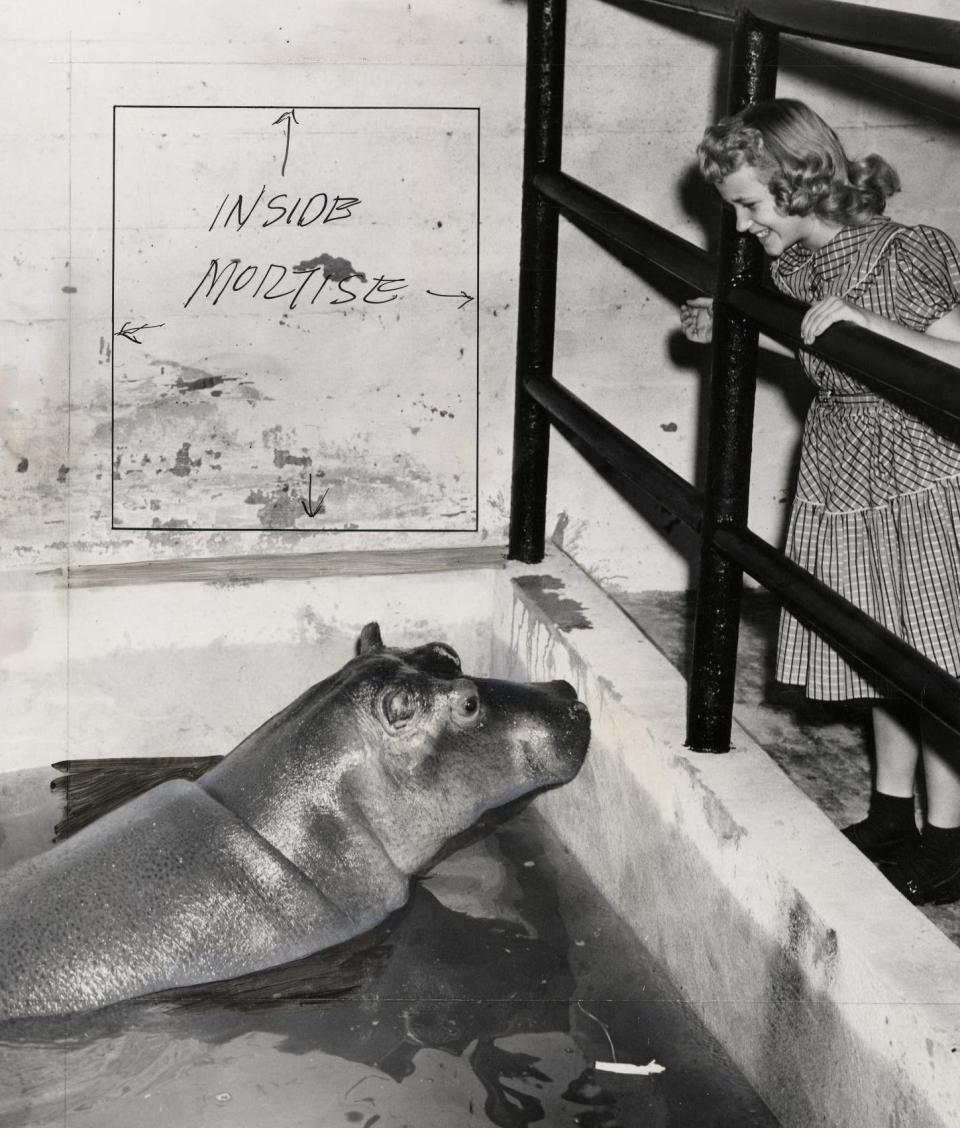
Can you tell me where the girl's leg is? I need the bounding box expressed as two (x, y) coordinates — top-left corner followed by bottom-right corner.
(842, 704), (920, 862)
(880, 716), (960, 905)
(872, 703), (921, 797)
(920, 716), (960, 828)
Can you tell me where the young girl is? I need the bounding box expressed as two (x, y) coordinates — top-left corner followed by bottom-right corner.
(680, 99), (960, 905)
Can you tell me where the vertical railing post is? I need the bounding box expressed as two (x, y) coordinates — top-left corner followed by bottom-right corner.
(508, 0), (567, 563)
(686, 13), (779, 752)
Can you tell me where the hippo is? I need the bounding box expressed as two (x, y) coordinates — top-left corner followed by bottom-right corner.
(0, 623), (590, 1019)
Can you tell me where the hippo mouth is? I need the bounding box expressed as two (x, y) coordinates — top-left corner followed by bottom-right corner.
(563, 700), (591, 761)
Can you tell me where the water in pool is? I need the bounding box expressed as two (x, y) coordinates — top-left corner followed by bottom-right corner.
(0, 777), (779, 1127)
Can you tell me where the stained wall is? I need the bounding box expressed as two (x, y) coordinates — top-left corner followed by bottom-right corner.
(2, 0), (960, 593)
(1, 0), (527, 570)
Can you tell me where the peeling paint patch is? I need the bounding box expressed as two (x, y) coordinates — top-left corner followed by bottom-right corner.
(177, 373), (229, 392)
(57, 465), (69, 483)
(512, 574), (593, 632)
(168, 442), (201, 477)
(293, 253), (367, 284)
(151, 359), (247, 399)
(209, 575), (264, 589)
(16, 458), (28, 473)
(660, 421), (678, 432)
(699, 787), (747, 847)
(62, 286), (77, 294)
(255, 487), (305, 529)
(595, 674), (623, 704)
(273, 448), (312, 469)
(239, 382), (267, 402)
(414, 396), (455, 419)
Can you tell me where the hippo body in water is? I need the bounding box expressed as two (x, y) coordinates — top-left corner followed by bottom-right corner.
(0, 624), (589, 1019)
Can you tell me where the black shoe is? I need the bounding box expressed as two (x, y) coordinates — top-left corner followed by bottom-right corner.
(878, 843), (960, 905)
(841, 818), (920, 864)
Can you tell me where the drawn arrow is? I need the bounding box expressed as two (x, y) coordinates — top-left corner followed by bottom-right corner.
(273, 109), (299, 177)
(115, 320), (165, 344)
(426, 289), (474, 310)
(301, 474), (329, 518)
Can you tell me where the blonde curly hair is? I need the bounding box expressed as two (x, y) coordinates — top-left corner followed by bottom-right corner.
(697, 99), (900, 226)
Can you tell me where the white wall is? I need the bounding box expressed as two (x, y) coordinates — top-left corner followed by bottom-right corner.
(3, 0), (960, 594)
(0, 0), (528, 569)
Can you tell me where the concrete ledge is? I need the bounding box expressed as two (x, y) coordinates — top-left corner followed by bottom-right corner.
(0, 565), (498, 771)
(490, 547), (960, 1128)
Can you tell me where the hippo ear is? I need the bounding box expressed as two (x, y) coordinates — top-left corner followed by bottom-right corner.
(409, 642), (462, 678)
(358, 622), (385, 655)
(428, 642), (460, 668)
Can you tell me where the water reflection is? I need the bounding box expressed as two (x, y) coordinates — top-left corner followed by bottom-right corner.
(0, 802), (778, 1127)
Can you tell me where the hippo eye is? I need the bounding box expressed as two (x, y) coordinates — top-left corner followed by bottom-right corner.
(380, 686), (419, 731)
(462, 694), (478, 715)
(449, 680), (481, 728)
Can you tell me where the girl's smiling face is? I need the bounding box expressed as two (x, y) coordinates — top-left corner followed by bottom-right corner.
(717, 165), (833, 257)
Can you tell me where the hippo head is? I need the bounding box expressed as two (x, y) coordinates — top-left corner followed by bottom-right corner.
(201, 623), (590, 885)
(347, 623), (591, 872)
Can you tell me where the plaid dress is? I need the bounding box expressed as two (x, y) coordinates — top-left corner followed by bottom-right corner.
(770, 217), (960, 699)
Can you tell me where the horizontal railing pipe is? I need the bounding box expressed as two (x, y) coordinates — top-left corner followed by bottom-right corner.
(533, 170), (717, 294)
(753, 0), (960, 69)
(524, 366), (960, 736)
(603, 0), (960, 69)
(515, 0), (960, 749)
(713, 525), (960, 737)
(728, 285), (960, 424)
(523, 368), (960, 737)
(523, 374), (704, 528)
(533, 172), (960, 425)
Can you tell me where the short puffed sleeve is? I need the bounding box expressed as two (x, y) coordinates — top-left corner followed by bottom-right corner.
(889, 225), (960, 331)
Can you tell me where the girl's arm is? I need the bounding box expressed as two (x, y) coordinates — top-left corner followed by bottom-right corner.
(680, 296), (714, 343)
(680, 296), (795, 357)
(800, 296), (960, 363)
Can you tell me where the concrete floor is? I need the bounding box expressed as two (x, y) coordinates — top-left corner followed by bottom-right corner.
(615, 589), (960, 947)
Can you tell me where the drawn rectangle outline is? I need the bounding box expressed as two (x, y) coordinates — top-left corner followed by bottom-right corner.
(111, 104), (480, 533)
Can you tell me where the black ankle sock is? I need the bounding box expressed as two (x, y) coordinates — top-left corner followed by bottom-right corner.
(922, 823), (960, 857)
(867, 791), (916, 832)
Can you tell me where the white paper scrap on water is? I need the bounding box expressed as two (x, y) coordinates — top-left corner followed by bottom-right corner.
(594, 1060), (666, 1075)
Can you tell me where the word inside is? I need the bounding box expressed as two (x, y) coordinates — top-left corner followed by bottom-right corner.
(208, 187), (361, 231)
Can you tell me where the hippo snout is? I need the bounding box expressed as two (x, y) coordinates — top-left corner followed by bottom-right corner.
(543, 681), (590, 725)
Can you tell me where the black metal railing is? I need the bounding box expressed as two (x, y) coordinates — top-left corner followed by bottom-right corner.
(509, 0), (960, 750)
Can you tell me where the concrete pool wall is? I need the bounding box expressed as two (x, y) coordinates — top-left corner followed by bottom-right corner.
(2, 545), (958, 1126)
(494, 549), (960, 1128)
